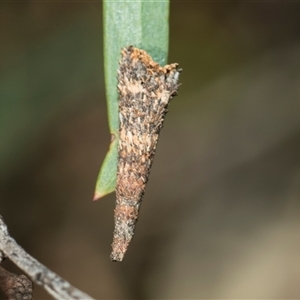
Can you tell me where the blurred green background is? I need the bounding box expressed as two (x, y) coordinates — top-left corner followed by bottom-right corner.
(1, 2), (300, 299)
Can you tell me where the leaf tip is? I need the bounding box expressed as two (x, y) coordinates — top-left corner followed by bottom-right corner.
(93, 193), (101, 201)
(93, 184), (116, 201)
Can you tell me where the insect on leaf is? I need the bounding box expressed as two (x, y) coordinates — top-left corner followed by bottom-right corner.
(111, 46), (181, 261)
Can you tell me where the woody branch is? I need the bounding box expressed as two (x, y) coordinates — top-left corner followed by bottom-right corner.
(0, 215), (94, 300)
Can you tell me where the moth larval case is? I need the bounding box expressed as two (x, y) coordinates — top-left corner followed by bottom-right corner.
(110, 46), (181, 262)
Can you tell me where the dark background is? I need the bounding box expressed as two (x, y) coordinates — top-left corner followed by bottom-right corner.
(1, 2), (300, 299)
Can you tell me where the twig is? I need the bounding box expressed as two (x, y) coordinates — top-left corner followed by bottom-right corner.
(0, 215), (94, 300)
(0, 266), (33, 300)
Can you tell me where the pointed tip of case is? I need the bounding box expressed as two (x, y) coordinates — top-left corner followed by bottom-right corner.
(110, 252), (125, 262)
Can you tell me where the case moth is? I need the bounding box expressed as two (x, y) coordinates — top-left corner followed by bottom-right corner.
(111, 46), (181, 262)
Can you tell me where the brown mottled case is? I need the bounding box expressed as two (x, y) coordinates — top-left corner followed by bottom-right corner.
(111, 46), (181, 262)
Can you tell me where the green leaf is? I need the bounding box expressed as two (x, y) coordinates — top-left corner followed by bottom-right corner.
(94, 0), (170, 200)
